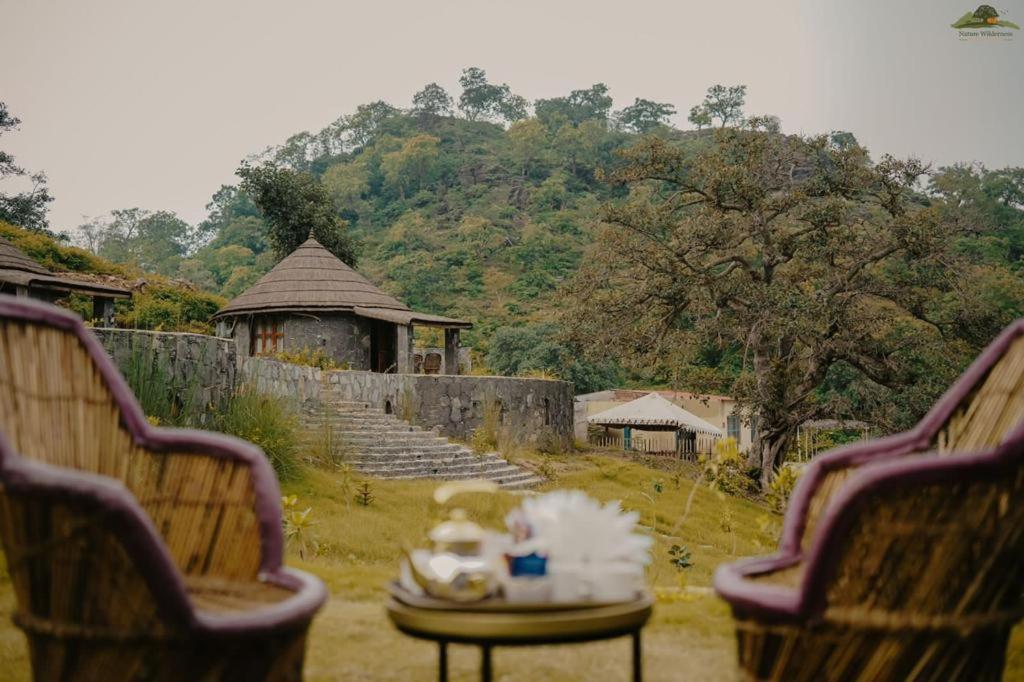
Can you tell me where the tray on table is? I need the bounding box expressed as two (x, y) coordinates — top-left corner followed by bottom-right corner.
(388, 580), (649, 613)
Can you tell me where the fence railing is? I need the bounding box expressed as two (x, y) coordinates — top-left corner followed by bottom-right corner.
(587, 433), (714, 461)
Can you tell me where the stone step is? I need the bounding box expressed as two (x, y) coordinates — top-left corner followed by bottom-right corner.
(347, 454), (509, 469)
(360, 469), (544, 489)
(353, 462), (529, 478)
(293, 390), (542, 489)
(301, 435), (450, 448)
(300, 414), (412, 424)
(350, 443), (467, 456)
(302, 426), (426, 436)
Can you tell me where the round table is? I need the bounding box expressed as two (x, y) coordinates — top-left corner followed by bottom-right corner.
(386, 585), (654, 681)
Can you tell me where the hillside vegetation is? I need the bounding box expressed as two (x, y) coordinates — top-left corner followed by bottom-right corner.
(0, 220), (224, 333)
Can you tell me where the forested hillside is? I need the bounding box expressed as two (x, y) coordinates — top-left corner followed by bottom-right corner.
(78, 75), (683, 389)
(6, 70), (1023, 408)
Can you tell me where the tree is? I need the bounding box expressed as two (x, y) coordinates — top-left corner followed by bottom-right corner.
(506, 119), (550, 177)
(498, 94), (529, 124)
(615, 98), (676, 134)
(90, 208), (191, 275)
(566, 122), (971, 488)
(196, 184), (262, 247)
(457, 67), (528, 123)
(695, 84), (747, 128)
(237, 162), (358, 265)
(381, 135), (441, 198)
(412, 83), (454, 119)
(0, 102), (53, 232)
(535, 83), (614, 129)
(322, 161), (370, 215)
(687, 104), (712, 130)
(487, 323), (622, 394)
(343, 101), (401, 149)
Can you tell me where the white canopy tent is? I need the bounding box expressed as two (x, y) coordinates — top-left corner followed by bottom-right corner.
(587, 392), (722, 457)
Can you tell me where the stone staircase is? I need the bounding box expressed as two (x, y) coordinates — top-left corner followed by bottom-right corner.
(297, 396), (543, 490)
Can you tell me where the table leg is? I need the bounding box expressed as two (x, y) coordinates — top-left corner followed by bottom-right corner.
(632, 631), (642, 682)
(438, 641), (448, 682)
(481, 644), (493, 682)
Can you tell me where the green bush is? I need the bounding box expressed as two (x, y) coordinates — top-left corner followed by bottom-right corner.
(218, 386), (301, 481)
(118, 283), (225, 333)
(0, 221), (126, 275)
(698, 437), (758, 497)
(766, 464), (802, 513)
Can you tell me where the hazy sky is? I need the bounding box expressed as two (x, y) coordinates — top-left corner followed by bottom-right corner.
(2, 0), (1022, 233)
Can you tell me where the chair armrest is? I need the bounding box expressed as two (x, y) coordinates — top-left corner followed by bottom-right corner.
(779, 432), (928, 554)
(127, 427), (285, 582)
(0, 451), (196, 630)
(713, 554), (804, 620)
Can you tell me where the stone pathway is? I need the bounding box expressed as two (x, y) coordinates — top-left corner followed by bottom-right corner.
(298, 396), (543, 490)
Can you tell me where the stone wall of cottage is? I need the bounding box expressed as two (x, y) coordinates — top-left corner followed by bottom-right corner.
(240, 358), (574, 448)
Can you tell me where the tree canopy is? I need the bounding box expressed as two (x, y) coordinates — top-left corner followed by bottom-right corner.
(565, 121), (1016, 486)
(237, 162), (358, 265)
(0, 102), (54, 233)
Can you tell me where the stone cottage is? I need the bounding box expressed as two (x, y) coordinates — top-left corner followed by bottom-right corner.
(212, 236), (471, 373)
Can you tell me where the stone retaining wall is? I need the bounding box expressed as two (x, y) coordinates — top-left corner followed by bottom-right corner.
(240, 358), (574, 448)
(85, 329), (573, 447)
(90, 328), (236, 425)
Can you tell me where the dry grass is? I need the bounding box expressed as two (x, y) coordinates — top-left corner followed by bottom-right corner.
(0, 453), (1022, 680)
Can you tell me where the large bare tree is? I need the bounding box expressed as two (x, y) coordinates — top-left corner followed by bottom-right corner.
(566, 121), (964, 488)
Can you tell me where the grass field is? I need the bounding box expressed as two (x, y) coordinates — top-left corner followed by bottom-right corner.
(0, 452), (1022, 680)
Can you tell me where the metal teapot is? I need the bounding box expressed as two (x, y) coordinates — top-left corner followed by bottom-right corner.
(404, 480), (499, 602)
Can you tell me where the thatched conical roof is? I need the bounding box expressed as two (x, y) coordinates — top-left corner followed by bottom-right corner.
(213, 237), (405, 317)
(213, 237), (470, 328)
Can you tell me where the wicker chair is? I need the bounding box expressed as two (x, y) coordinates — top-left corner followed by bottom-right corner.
(715, 319), (1024, 682)
(0, 296), (327, 681)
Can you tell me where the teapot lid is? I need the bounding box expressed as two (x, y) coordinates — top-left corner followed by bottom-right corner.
(429, 508), (484, 545)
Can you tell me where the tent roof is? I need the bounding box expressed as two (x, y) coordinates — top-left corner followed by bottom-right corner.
(588, 392), (723, 436)
(212, 236), (469, 328)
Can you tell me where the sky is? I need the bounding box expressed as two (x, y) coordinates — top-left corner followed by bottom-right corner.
(1, 0), (1022, 234)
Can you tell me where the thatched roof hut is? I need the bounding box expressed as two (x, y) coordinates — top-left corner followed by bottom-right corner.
(213, 237), (470, 373)
(0, 236), (130, 325)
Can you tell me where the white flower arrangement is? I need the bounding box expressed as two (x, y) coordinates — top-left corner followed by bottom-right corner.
(505, 490), (652, 602)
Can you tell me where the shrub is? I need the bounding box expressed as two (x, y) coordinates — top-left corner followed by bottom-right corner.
(282, 495), (318, 559)
(218, 386), (301, 481)
(699, 437), (758, 497)
(118, 283), (225, 334)
(535, 428), (565, 455)
(0, 221), (125, 275)
(470, 397), (502, 453)
(275, 346), (342, 370)
(766, 464), (802, 513)
(123, 336), (205, 426)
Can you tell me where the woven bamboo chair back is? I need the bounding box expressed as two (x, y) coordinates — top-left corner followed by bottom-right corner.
(0, 314), (263, 582)
(819, 335), (1024, 626)
(0, 316), (136, 479)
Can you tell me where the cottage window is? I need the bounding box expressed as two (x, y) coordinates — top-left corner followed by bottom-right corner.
(251, 317), (284, 355)
(727, 414), (740, 441)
